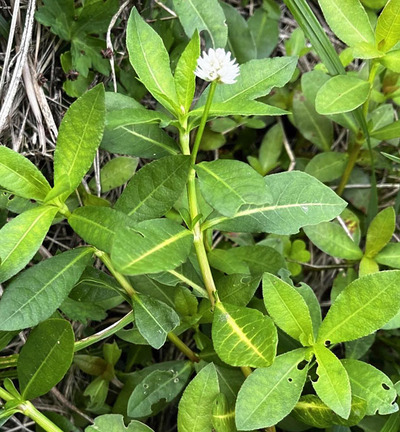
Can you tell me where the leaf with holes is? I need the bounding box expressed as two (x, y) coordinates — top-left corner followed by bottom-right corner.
(312, 344), (351, 419)
(342, 359), (399, 415)
(212, 301), (277, 368)
(235, 348), (309, 430)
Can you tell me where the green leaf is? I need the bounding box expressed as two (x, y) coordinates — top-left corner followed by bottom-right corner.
(375, 0), (400, 52)
(342, 359), (399, 415)
(316, 76), (370, 115)
(216, 273), (261, 307)
(312, 344), (351, 419)
(292, 91), (333, 151)
(17, 319), (75, 400)
(293, 394), (367, 428)
(127, 362), (192, 417)
(365, 207), (395, 258)
(35, 0), (74, 40)
(196, 160), (272, 217)
(53, 84), (105, 199)
(127, 8), (178, 114)
(204, 171), (346, 235)
(318, 0), (374, 47)
(352, 42), (385, 59)
(69, 206), (135, 254)
(304, 222), (363, 260)
(174, 32), (200, 115)
(376, 243), (400, 268)
(115, 155), (191, 223)
(219, 1), (256, 63)
(0, 206), (58, 283)
(0, 247), (93, 331)
(0, 147), (51, 201)
(89, 157), (138, 193)
(345, 334), (375, 360)
(178, 363), (220, 432)
(212, 301), (277, 368)
(197, 56), (297, 107)
(208, 245), (286, 276)
(102, 123), (179, 159)
(172, 0), (228, 48)
(105, 108), (172, 129)
(85, 414), (154, 432)
(380, 50), (400, 73)
(263, 273), (315, 345)
(190, 99), (288, 119)
(212, 393), (236, 432)
(371, 120), (400, 140)
(132, 293), (180, 349)
(305, 152), (348, 183)
(317, 270), (400, 344)
(235, 348), (309, 430)
(248, 9), (279, 59)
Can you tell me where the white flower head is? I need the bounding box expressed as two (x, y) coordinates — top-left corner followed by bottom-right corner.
(194, 48), (240, 85)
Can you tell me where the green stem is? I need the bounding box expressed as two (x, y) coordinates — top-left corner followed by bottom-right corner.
(240, 366), (252, 377)
(336, 135), (364, 196)
(167, 333), (199, 363)
(337, 60), (379, 196)
(94, 250), (199, 362)
(74, 312), (134, 352)
(95, 250), (136, 298)
(182, 81), (218, 309)
(191, 81), (217, 165)
(20, 401), (64, 432)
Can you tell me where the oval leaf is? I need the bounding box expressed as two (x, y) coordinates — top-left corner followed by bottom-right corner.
(53, 84), (105, 200)
(212, 301), (277, 368)
(0, 147), (51, 201)
(316, 75), (370, 115)
(0, 206), (58, 283)
(177, 363), (220, 432)
(312, 344), (351, 419)
(17, 319), (75, 400)
(196, 159), (272, 217)
(111, 219), (193, 275)
(0, 247), (93, 331)
(205, 171), (346, 235)
(235, 348), (309, 430)
(115, 155), (191, 223)
(317, 270), (400, 344)
(263, 273), (314, 345)
(132, 293), (180, 349)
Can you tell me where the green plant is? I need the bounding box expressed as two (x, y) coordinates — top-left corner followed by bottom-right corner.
(1, 1), (400, 431)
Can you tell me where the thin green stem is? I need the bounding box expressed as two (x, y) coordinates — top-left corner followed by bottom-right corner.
(336, 134), (364, 196)
(167, 333), (199, 363)
(95, 250), (199, 362)
(74, 312), (134, 352)
(191, 81), (217, 164)
(95, 250), (136, 298)
(240, 366), (252, 377)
